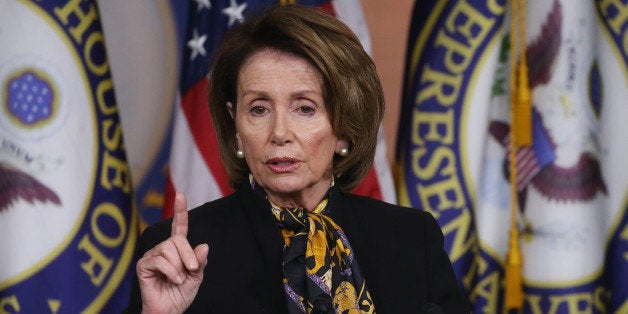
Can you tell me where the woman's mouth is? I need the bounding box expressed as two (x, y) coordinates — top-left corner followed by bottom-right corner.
(265, 157), (300, 173)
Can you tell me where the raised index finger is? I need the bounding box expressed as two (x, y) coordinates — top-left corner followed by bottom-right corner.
(171, 192), (189, 238)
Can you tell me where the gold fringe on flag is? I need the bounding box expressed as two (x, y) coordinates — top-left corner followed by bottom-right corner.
(505, 0), (531, 311)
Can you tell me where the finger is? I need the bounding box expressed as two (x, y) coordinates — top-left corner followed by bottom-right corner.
(137, 254), (185, 285)
(143, 241), (186, 278)
(171, 192), (189, 238)
(171, 235), (200, 271)
(189, 244), (209, 280)
(143, 236), (199, 280)
(195, 243), (209, 269)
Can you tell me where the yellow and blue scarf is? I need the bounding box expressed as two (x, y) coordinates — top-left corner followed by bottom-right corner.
(251, 176), (375, 313)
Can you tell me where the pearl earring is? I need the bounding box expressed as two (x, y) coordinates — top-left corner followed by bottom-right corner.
(339, 147), (349, 157)
(236, 149), (244, 159)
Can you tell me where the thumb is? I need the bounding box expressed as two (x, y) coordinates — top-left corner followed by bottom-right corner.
(192, 243), (209, 274)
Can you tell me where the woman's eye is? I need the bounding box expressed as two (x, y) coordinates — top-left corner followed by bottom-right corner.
(250, 106), (267, 115)
(298, 105), (315, 114)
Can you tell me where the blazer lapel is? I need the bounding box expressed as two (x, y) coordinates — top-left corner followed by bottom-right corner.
(239, 187), (284, 269)
(237, 186), (287, 312)
(327, 190), (361, 244)
(326, 191), (371, 277)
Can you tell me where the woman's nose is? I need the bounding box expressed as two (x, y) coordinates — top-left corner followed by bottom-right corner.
(270, 111), (292, 145)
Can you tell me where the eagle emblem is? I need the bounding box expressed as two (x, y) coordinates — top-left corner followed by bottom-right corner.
(489, 0), (607, 210)
(0, 161), (61, 212)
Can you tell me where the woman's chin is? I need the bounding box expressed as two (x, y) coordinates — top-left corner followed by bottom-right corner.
(262, 178), (307, 195)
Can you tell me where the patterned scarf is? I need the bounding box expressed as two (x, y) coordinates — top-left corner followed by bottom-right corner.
(251, 176), (375, 313)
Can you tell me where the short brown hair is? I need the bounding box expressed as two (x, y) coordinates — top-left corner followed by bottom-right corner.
(209, 4), (384, 192)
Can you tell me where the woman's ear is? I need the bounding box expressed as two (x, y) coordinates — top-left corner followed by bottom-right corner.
(227, 101), (235, 119)
(228, 101), (242, 152)
(335, 139), (350, 156)
(236, 131), (242, 146)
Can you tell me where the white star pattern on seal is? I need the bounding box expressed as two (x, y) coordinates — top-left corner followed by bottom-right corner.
(222, 0), (247, 27)
(194, 0), (211, 12)
(187, 28), (207, 61)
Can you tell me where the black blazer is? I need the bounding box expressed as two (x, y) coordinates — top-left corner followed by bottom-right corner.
(125, 184), (469, 313)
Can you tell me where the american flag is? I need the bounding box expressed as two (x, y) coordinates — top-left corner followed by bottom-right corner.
(499, 109), (556, 190)
(163, 0), (396, 217)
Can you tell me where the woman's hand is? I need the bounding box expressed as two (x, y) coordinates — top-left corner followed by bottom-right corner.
(136, 192), (209, 314)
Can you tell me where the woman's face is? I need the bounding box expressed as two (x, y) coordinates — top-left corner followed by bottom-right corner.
(232, 49), (347, 207)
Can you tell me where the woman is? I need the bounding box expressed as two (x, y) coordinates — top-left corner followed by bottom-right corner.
(126, 5), (469, 313)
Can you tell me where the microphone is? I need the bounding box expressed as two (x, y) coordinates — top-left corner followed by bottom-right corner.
(312, 294), (334, 314)
(422, 302), (445, 314)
